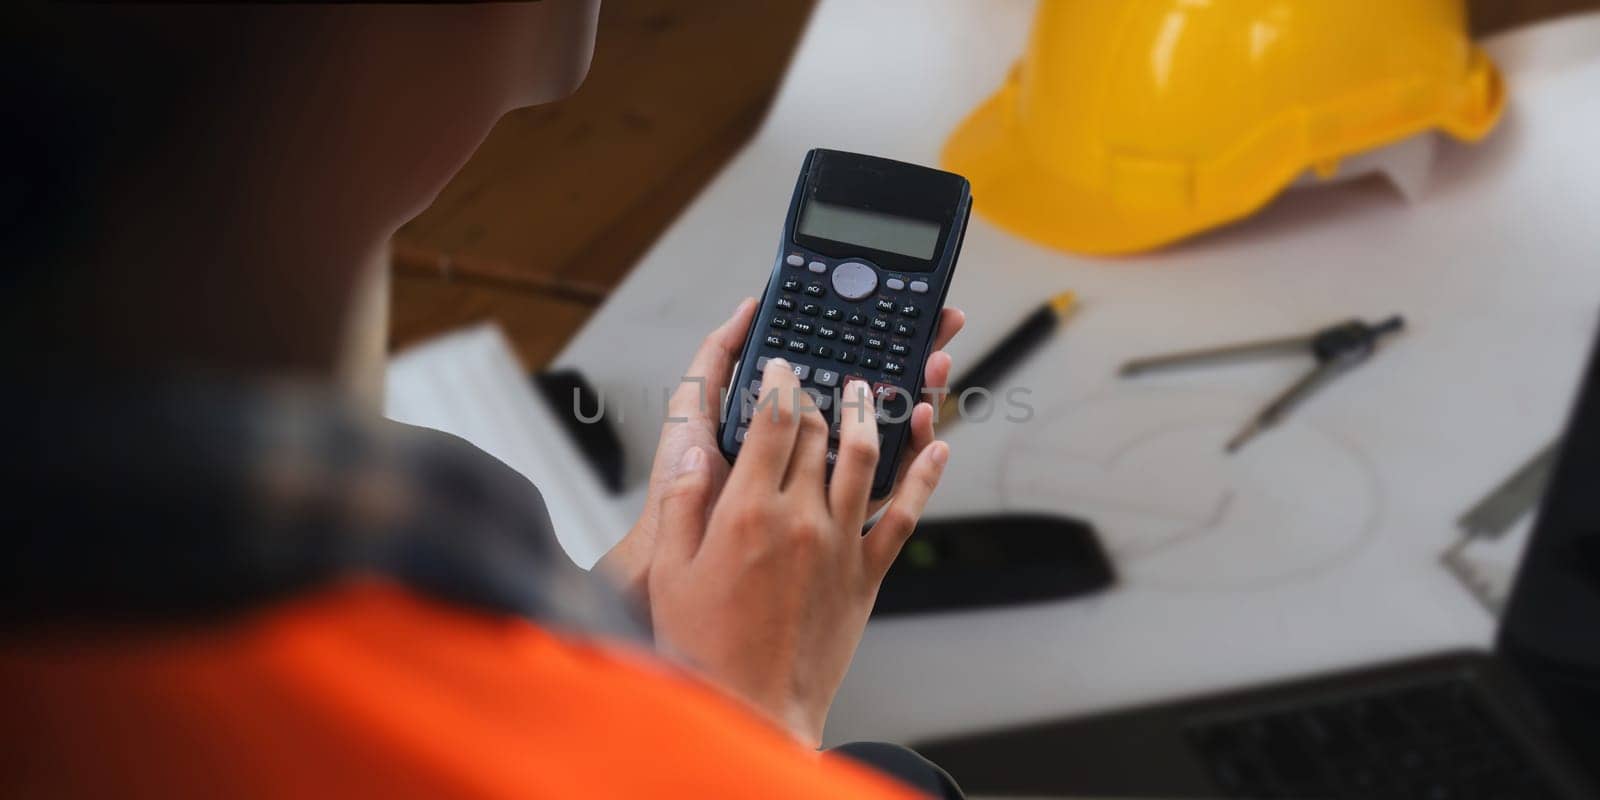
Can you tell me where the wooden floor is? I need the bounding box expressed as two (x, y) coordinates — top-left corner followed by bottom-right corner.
(389, 0), (1597, 370)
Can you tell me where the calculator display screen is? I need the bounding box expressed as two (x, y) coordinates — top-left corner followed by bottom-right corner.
(797, 198), (942, 260)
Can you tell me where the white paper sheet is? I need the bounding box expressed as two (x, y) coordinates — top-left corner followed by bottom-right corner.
(550, 2), (1600, 745)
(385, 323), (629, 569)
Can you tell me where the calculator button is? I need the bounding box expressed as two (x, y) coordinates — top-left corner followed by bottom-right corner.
(894, 322), (915, 337)
(735, 426), (750, 443)
(822, 307), (842, 321)
(841, 331), (861, 345)
(814, 345), (833, 359)
(764, 334), (783, 348)
(782, 278), (801, 291)
(813, 368), (840, 388)
(830, 261), (879, 301)
(770, 316), (789, 329)
(846, 313), (867, 326)
(862, 355), (882, 369)
(791, 321), (814, 335)
(817, 325), (838, 339)
(755, 357), (807, 380)
(874, 379), (910, 401)
(785, 254), (804, 267)
(909, 280), (930, 293)
(884, 361), (905, 376)
(870, 318), (890, 331)
(774, 296), (794, 311)
(875, 299), (895, 313)
(864, 336), (885, 350)
(899, 305), (919, 318)
(800, 303), (821, 316)
(786, 339), (808, 353)
(808, 260), (827, 273)
(804, 283), (826, 297)
(888, 341), (909, 356)
(836, 350), (856, 364)
(885, 277), (905, 291)
(874, 382), (911, 418)
(803, 388), (833, 413)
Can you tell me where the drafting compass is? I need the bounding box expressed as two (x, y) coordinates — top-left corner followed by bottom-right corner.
(1120, 316), (1406, 453)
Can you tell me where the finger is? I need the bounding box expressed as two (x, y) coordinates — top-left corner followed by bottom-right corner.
(656, 446), (715, 568)
(923, 349), (953, 388)
(864, 440), (949, 579)
(783, 391), (830, 498)
(920, 350), (954, 415)
(726, 357), (803, 493)
(865, 401), (934, 518)
(930, 307), (966, 354)
(667, 297), (757, 421)
(828, 380), (879, 524)
(899, 401), (936, 484)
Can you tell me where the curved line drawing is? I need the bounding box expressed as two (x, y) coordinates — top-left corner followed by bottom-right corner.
(998, 386), (1383, 593)
(1107, 489), (1237, 561)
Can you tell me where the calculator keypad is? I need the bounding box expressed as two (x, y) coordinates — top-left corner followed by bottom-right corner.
(734, 252), (943, 490)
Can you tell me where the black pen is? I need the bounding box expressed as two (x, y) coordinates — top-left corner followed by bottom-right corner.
(940, 291), (1077, 423)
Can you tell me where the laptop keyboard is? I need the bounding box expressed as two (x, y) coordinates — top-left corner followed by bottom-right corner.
(1186, 679), (1563, 799)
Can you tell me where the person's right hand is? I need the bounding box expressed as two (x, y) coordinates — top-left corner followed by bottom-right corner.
(646, 358), (950, 747)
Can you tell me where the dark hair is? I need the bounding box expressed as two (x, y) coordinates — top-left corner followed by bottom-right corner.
(1, 4), (216, 296)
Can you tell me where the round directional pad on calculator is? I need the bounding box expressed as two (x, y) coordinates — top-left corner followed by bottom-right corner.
(830, 261), (878, 301)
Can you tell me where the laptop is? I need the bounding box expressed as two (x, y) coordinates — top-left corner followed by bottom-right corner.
(914, 327), (1600, 799)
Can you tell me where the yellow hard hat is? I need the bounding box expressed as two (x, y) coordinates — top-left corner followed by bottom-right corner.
(943, 0), (1505, 256)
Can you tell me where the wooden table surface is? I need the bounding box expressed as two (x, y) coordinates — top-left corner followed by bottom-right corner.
(389, 0), (1595, 371)
(390, 0), (815, 368)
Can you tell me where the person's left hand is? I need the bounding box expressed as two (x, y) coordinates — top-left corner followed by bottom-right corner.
(594, 296), (967, 607)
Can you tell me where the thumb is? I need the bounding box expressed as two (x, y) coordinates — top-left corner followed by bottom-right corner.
(657, 446), (715, 568)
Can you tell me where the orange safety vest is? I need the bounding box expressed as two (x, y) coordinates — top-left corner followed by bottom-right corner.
(1, 579), (920, 798)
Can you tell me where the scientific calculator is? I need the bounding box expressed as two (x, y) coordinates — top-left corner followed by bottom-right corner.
(718, 149), (972, 498)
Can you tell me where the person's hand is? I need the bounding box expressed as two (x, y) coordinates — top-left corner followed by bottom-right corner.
(594, 297), (755, 604)
(647, 360), (950, 746)
(595, 298), (966, 606)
